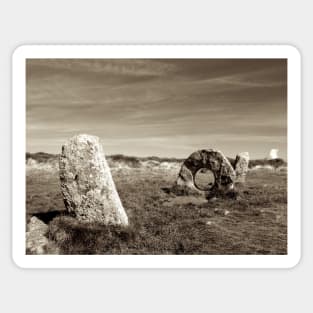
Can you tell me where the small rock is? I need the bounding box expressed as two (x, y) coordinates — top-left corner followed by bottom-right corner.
(214, 208), (225, 215)
(206, 221), (213, 225)
(209, 197), (217, 202)
(27, 216), (48, 233)
(26, 216), (49, 255)
(224, 210), (230, 216)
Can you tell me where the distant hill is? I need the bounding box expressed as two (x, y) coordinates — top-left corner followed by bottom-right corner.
(26, 152), (287, 170)
(26, 152), (58, 163)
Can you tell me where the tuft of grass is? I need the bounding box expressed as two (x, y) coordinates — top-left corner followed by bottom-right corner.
(48, 216), (137, 254)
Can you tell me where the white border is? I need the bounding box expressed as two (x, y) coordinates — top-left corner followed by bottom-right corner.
(12, 45), (301, 268)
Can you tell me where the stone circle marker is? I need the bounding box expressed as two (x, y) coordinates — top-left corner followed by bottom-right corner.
(59, 134), (128, 226)
(234, 152), (249, 183)
(175, 149), (236, 195)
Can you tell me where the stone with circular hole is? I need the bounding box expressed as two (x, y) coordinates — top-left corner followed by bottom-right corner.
(175, 149), (236, 195)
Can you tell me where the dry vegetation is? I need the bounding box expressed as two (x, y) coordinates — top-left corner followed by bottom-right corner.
(26, 154), (287, 255)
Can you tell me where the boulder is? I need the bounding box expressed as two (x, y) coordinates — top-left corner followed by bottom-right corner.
(175, 149), (236, 195)
(59, 134), (128, 226)
(26, 216), (49, 254)
(234, 152), (249, 183)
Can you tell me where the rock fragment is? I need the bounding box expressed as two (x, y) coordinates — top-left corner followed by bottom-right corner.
(26, 216), (49, 254)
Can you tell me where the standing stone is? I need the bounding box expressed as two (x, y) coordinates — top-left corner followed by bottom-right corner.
(59, 134), (128, 226)
(175, 149), (236, 195)
(234, 152), (250, 183)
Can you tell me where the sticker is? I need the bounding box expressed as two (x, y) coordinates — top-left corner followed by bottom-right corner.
(12, 45), (301, 268)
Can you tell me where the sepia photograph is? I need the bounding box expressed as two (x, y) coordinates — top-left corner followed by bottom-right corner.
(12, 46), (300, 268)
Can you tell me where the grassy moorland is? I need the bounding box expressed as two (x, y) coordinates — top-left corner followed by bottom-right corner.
(26, 156), (287, 255)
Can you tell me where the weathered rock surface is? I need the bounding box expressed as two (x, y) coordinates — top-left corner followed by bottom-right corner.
(175, 149), (236, 195)
(234, 152), (249, 183)
(26, 216), (49, 254)
(59, 134), (128, 225)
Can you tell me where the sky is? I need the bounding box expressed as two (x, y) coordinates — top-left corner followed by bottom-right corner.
(26, 58), (287, 159)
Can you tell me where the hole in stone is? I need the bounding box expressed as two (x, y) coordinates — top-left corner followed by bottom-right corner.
(194, 168), (215, 191)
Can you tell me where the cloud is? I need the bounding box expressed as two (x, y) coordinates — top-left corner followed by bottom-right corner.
(26, 59), (287, 159)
